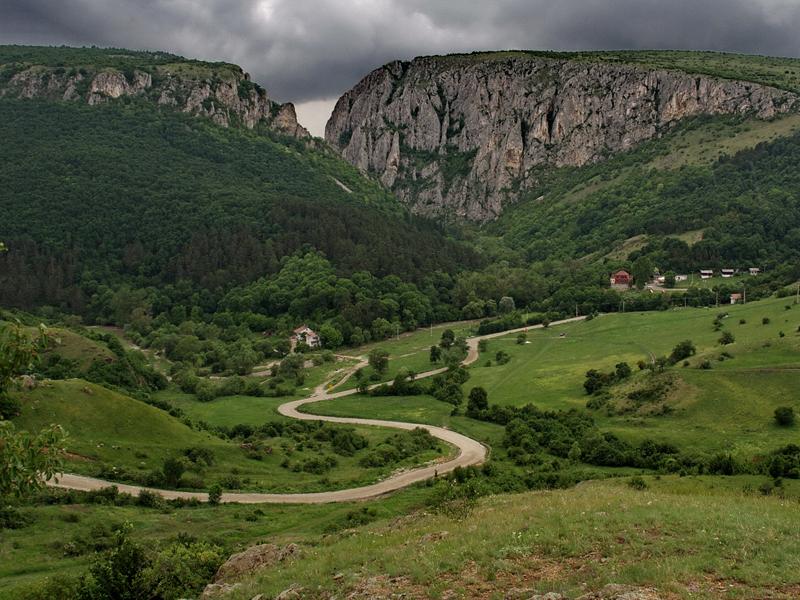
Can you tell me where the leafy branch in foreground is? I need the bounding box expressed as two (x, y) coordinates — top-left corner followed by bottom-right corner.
(0, 321), (66, 501)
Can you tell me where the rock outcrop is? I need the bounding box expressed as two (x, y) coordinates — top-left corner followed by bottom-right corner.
(326, 54), (798, 220)
(0, 62), (309, 139)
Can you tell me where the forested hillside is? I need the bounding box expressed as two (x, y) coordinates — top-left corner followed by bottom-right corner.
(0, 98), (479, 316)
(486, 115), (800, 276)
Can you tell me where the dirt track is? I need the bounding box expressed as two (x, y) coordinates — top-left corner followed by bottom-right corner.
(48, 316), (585, 503)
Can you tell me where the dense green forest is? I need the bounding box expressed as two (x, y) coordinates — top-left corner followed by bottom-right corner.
(0, 99), (479, 313)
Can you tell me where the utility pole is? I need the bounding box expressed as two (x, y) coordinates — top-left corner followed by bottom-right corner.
(575, 304), (579, 318)
(742, 283), (746, 305)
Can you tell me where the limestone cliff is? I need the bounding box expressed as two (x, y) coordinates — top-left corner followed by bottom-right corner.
(326, 54), (798, 220)
(0, 62), (309, 138)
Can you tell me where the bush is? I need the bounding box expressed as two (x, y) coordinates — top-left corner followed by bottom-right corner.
(762, 317), (771, 325)
(627, 476), (648, 490)
(668, 340), (696, 364)
(718, 331), (735, 345)
(162, 457), (187, 488)
(207, 484), (222, 505)
(774, 406), (795, 427)
(136, 489), (163, 508)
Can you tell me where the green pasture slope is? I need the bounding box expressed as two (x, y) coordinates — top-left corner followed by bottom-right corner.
(311, 295), (799, 458)
(226, 475), (800, 599)
(467, 295), (799, 454)
(12, 380), (448, 494)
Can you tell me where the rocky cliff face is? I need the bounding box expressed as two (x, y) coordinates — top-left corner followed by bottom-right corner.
(326, 55), (798, 220)
(0, 63), (309, 138)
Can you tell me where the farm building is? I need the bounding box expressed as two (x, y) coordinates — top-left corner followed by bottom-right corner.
(721, 268), (735, 278)
(610, 270), (632, 288)
(700, 269), (714, 279)
(291, 325), (320, 349)
(730, 293), (743, 305)
(675, 274), (689, 282)
(749, 267), (761, 276)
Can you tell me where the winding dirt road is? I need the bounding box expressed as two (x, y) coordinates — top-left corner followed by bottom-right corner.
(48, 316), (585, 504)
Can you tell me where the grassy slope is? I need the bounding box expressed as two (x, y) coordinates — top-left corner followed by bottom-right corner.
(228, 476), (800, 599)
(310, 296), (799, 458)
(465, 296), (799, 454)
(0, 485), (436, 598)
(12, 380), (447, 493)
(332, 320), (477, 390)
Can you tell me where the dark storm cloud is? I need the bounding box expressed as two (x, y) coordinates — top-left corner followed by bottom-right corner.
(2, 0), (800, 103)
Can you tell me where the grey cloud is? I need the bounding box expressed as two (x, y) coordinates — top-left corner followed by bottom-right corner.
(2, 0), (800, 106)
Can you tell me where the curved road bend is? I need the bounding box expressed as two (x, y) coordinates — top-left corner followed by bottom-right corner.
(48, 316), (586, 503)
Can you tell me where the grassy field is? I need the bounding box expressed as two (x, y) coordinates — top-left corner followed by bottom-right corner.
(333, 320), (477, 390)
(12, 380), (449, 493)
(308, 394), (506, 448)
(464, 296), (799, 455)
(0, 485), (436, 598)
(225, 476), (800, 599)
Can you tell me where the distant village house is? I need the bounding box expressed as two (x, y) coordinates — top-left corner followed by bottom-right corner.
(749, 267), (760, 276)
(610, 270), (632, 289)
(675, 274), (689, 282)
(291, 325), (320, 349)
(721, 268), (735, 278)
(700, 269), (714, 280)
(730, 293), (743, 305)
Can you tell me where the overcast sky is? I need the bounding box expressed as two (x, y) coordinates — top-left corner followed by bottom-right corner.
(3, 0), (800, 136)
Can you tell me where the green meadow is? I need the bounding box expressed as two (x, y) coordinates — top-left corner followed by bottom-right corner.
(13, 380), (448, 494)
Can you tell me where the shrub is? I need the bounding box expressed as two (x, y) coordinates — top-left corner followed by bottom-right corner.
(774, 406), (795, 427)
(668, 340), (696, 364)
(162, 457), (187, 488)
(627, 476), (648, 490)
(207, 484), (222, 505)
(136, 489), (163, 508)
(762, 317), (771, 325)
(718, 331), (735, 345)
(516, 333), (527, 344)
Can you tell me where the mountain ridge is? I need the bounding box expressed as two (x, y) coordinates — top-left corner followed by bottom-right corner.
(325, 50), (800, 220)
(0, 44), (310, 138)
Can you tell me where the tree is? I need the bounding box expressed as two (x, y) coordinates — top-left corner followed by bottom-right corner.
(0, 321), (66, 501)
(439, 329), (455, 350)
(615, 362), (632, 380)
(429, 345), (442, 363)
(0, 421), (66, 500)
(516, 333), (527, 345)
(669, 340), (696, 364)
(774, 406), (795, 427)
(631, 256), (653, 290)
(0, 322), (47, 419)
(162, 457), (187, 488)
(227, 340), (258, 375)
(719, 331), (735, 345)
(466, 387), (488, 417)
(368, 349), (389, 375)
(208, 483), (222, 505)
(568, 441), (582, 463)
(319, 323), (343, 349)
(664, 271), (676, 288)
(354, 368), (369, 394)
(498, 296), (516, 314)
